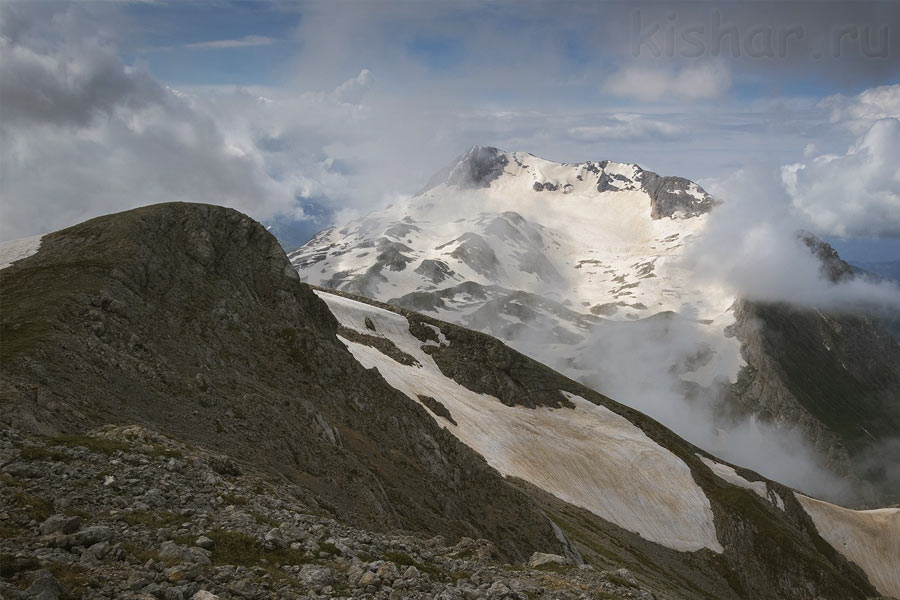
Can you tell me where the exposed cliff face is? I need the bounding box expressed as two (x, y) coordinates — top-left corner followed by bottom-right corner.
(638, 169), (718, 219)
(0, 203), (562, 561)
(730, 298), (900, 499)
(422, 145), (510, 191)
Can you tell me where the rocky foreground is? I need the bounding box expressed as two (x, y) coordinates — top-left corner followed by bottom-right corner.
(0, 425), (654, 600)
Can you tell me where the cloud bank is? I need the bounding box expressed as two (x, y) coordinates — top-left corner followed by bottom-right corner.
(0, 3), (295, 241)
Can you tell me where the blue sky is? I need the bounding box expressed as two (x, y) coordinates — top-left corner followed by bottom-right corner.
(1, 0), (899, 261)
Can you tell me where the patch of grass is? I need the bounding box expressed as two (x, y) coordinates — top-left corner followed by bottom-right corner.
(318, 542), (341, 556)
(221, 493), (248, 506)
(120, 510), (183, 529)
(63, 507), (91, 520)
(0, 473), (26, 487)
(11, 490), (54, 522)
(0, 523), (24, 538)
(251, 512), (277, 527)
(0, 553), (39, 578)
(146, 446), (183, 459)
(19, 446), (71, 462)
(207, 529), (312, 572)
(45, 435), (130, 455)
(45, 562), (92, 599)
(382, 551), (453, 581)
(121, 542), (167, 566)
(534, 562), (575, 574)
(605, 573), (639, 589)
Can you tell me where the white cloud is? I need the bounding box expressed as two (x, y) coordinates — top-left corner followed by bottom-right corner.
(0, 4), (296, 241)
(605, 63), (731, 101)
(688, 165), (900, 313)
(568, 113), (685, 141)
(782, 117), (900, 238)
(185, 35), (276, 50)
(821, 84), (900, 135)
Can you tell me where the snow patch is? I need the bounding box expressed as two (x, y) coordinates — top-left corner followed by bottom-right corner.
(0, 234), (44, 271)
(795, 493), (900, 598)
(316, 290), (724, 554)
(697, 454), (783, 509)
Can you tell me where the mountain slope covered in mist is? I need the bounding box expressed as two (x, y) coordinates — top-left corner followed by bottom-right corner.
(1, 202), (898, 600)
(291, 146), (900, 503)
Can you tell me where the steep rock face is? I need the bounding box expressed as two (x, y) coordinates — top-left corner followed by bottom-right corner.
(0, 203), (563, 561)
(728, 235), (900, 499)
(638, 169), (718, 219)
(423, 145), (510, 190)
(731, 299), (900, 497)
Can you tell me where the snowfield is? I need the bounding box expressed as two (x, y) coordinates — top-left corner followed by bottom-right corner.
(316, 290), (724, 554)
(0, 234), (43, 270)
(795, 494), (900, 598)
(697, 455), (784, 510)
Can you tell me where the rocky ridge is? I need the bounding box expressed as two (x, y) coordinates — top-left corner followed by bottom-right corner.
(0, 424), (656, 600)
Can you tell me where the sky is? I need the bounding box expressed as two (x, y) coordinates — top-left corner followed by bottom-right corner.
(1, 0), (899, 260)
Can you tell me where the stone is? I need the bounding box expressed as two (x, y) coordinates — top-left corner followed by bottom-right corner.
(299, 565), (334, 587)
(264, 527), (283, 546)
(26, 570), (63, 600)
(39, 514), (82, 536)
(84, 540), (111, 560)
(527, 552), (569, 569)
(486, 581), (511, 598)
(376, 562), (400, 582)
(195, 535), (214, 549)
(70, 525), (112, 547)
(191, 592), (219, 600)
(402, 565), (420, 579)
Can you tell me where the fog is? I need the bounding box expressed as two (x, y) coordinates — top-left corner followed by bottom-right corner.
(506, 310), (858, 504)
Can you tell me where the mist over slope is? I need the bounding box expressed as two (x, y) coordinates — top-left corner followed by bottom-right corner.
(291, 146), (900, 504)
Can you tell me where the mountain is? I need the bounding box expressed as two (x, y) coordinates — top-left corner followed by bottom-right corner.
(290, 146), (900, 503)
(2, 203), (898, 600)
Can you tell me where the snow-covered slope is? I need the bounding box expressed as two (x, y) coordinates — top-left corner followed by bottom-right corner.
(795, 494), (900, 598)
(314, 287), (900, 598)
(291, 148), (741, 389)
(698, 454), (785, 510)
(316, 289), (723, 553)
(0, 234), (43, 270)
(294, 147), (723, 323)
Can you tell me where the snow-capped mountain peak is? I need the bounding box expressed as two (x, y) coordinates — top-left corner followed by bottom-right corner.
(290, 148), (747, 474)
(290, 146), (727, 324)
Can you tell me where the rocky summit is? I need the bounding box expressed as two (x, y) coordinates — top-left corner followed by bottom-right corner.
(1, 203), (899, 600)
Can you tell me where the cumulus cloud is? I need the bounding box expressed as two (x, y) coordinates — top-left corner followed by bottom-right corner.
(0, 3), (296, 241)
(688, 165), (900, 313)
(821, 84), (900, 135)
(605, 63), (731, 101)
(568, 113), (685, 141)
(783, 117), (900, 238)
